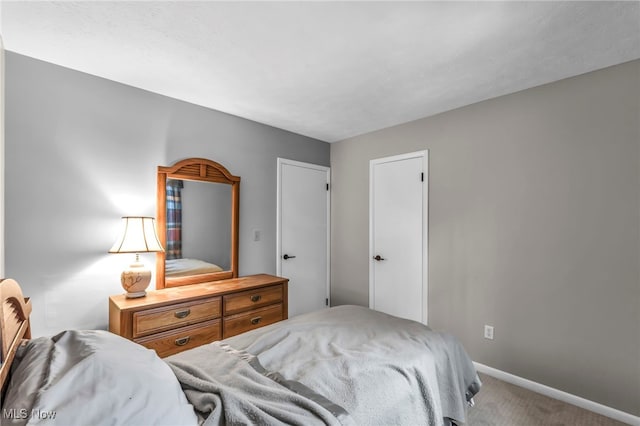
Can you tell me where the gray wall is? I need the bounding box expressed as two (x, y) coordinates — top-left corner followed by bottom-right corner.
(330, 60), (640, 415)
(5, 52), (329, 337)
(181, 180), (232, 269)
(0, 38), (5, 278)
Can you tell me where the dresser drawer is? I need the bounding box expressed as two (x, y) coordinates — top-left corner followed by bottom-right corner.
(223, 303), (283, 338)
(133, 297), (221, 338)
(223, 284), (283, 315)
(135, 319), (221, 358)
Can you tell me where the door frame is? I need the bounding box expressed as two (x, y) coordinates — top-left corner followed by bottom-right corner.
(276, 158), (331, 307)
(369, 150), (429, 324)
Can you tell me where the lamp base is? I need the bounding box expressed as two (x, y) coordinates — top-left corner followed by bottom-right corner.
(125, 290), (147, 299)
(121, 260), (151, 299)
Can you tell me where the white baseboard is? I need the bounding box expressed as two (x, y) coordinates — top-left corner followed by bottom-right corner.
(473, 362), (640, 426)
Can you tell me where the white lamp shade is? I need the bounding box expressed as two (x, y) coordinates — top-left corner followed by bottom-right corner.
(109, 216), (164, 253)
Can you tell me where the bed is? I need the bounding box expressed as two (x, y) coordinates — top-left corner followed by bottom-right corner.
(165, 258), (224, 278)
(0, 278), (481, 425)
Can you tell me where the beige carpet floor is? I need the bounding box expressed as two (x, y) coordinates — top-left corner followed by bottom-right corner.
(466, 373), (630, 426)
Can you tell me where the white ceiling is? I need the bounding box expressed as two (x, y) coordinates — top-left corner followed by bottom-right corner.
(2, 1), (639, 142)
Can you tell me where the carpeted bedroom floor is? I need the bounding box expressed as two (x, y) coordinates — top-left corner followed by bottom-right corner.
(466, 373), (629, 426)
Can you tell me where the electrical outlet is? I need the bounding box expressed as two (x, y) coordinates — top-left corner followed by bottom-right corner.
(253, 229), (261, 242)
(484, 325), (494, 340)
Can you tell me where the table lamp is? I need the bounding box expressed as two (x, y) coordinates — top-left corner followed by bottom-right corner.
(109, 216), (164, 298)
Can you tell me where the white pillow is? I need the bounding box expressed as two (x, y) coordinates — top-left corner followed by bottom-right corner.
(1, 330), (198, 426)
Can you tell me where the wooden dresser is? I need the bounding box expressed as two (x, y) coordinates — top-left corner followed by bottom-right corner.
(109, 274), (288, 357)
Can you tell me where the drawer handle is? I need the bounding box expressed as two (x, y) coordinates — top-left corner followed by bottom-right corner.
(250, 295), (262, 303)
(175, 309), (191, 319)
(250, 316), (262, 325)
(175, 336), (191, 346)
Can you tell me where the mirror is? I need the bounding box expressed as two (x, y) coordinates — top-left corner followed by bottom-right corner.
(156, 158), (240, 288)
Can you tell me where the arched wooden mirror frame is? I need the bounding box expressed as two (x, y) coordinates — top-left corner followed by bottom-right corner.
(156, 158), (240, 289)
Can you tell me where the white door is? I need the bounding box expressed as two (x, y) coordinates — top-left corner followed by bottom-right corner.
(369, 151), (428, 324)
(277, 159), (330, 317)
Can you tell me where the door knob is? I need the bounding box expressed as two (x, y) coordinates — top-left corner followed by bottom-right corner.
(283, 254), (296, 260)
(373, 255), (385, 261)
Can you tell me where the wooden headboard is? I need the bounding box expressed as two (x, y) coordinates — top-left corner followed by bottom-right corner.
(0, 278), (32, 389)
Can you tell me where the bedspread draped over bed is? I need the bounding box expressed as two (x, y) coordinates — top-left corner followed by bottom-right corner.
(166, 305), (481, 426)
(167, 342), (353, 426)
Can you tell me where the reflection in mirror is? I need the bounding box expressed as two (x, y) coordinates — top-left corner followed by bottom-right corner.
(156, 158), (240, 289)
(164, 180), (232, 277)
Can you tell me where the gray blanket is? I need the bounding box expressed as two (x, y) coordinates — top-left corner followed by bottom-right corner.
(168, 305), (480, 426)
(166, 342), (353, 426)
